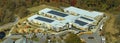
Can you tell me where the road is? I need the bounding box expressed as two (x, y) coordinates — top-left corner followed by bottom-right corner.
(0, 17), (19, 29)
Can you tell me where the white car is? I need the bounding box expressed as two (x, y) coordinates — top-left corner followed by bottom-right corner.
(100, 24), (103, 30)
(101, 36), (106, 43)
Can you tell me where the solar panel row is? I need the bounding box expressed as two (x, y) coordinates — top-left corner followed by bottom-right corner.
(80, 16), (93, 21)
(75, 20), (88, 26)
(48, 10), (68, 17)
(35, 17), (54, 23)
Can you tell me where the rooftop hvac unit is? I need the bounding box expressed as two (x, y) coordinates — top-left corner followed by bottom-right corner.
(59, 17), (62, 20)
(49, 15), (52, 18)
(59, 17), (64, 21)
(38, 22), (41, 24)
(45, 14), (49, 17)
(51, 16), (54, 18)
(53, 16), (57, 18)
(57, 17), (60, 20)
(41, 12), (44, 15)
(62, 18), (65, 20)
(71, 12), (76, 16)
(44, 14), (48, 16)
(45, 14), (52, 18)
(66, 10), (69, 13)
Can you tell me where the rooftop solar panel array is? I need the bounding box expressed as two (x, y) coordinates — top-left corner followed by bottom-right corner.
(75, 20), (88, 26)
(80, 16), (93, 21)
(35, 17), (54, 23)
(48, 10), (68, 17)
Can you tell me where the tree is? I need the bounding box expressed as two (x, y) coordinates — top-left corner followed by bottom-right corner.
(0, 8), (15, 25)
(15, 6), (30, 19)
(64, 32), (82, 43)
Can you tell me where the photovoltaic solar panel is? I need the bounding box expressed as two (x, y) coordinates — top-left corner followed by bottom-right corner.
(35, 17), (54, 23)
(75, 20), (88, 26)
(48, 10), (68, 17)
(80, 16), (93, 21)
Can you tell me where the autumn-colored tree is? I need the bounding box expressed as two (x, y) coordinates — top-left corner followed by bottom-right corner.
(15, 6), (30, 19)
(64, 33), (82, 43)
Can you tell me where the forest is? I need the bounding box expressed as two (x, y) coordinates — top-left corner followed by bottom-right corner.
(0, 0), (40, 25)
(0, 0), (120, 26)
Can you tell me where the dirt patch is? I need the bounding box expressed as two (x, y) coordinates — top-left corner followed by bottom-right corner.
(103, 13), (120, 43)
(104, 13), (119, 34)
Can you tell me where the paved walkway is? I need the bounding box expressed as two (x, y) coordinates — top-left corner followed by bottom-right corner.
(0, 17), (19, 29)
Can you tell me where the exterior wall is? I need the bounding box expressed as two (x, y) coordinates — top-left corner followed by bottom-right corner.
(72, 23), (86, 30)
(94, 15), (103, 21)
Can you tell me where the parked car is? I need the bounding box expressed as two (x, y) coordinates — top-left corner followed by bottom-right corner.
(101, 36), (106, 43)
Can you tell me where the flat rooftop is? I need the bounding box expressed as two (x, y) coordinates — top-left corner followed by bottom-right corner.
(27, 15), (66, 28)
(64, 6), (103, 18)
(39, 8), (78, 24)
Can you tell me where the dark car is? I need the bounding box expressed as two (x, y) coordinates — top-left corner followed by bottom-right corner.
(88, 36), (94, 39)
(0, 32), (6, 39)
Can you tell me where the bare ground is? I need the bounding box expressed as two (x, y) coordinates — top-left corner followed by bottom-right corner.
(103, 13), (120, 43)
